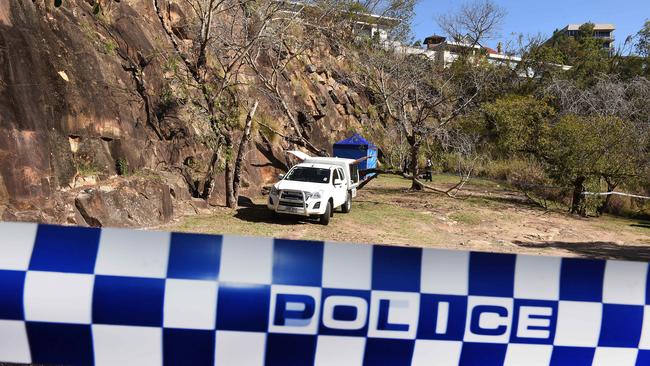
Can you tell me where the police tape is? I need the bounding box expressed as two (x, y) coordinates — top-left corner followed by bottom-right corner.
(0, 221), (648, 365)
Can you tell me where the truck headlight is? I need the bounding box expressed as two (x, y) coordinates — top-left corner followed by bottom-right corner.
(308, 191), (322, 200)
(270, 186), (279, 196)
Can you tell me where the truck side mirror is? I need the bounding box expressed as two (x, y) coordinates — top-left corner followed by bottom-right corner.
(278, 174), (284, 180)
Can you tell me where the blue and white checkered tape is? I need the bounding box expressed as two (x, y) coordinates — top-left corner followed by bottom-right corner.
(0, 221), (649, 365)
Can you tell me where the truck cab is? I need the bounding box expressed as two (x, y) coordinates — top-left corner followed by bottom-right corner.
(267, 155), (360, 225)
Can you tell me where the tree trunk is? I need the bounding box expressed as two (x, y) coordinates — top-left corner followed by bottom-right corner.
(201, 145), (222, 199)
(225, 160), (236, 208)
(409, 141), (422, 190)
(232, 101), (259, 206)
(571, 176), (586, 216)
(597, 178), (617, 215)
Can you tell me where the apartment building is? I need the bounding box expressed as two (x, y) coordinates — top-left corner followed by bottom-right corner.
(555, 23), (616, 53)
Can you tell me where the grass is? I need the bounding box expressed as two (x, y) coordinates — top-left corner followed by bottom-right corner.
(163, 174), (650, 258)
(593, 215), (650, 237)
(76, 161), (101, 177)
(103, 39), (118, 55)
(449, 212), (483, 226)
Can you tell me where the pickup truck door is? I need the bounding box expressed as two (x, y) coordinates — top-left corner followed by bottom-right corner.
(332, 168), (347, 207)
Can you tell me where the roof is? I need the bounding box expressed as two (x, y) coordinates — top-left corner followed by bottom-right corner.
(334, 133), (376, 148)
(565, 23), (615, 31)
(424, 35), (446, 44)
(484, 46), (499, 55)
(279, 1), (400, 28)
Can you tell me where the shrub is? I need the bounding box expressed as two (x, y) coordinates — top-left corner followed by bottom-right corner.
(116, 158), (129, 176)
(103, 39), (118, 55)
(76, 161), (101, 177)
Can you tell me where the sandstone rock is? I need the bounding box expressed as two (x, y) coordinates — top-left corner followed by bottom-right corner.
(346, 91), (361, 106)
(311, 73), (327, 85)
(328, 89), (341, 104)
(74, 178), (173, 227)
(297, 110), (315, 125)
(328, 89), (349, 106)
(343, 103), (353, 115)
(0, 0), (371, 222)
(311, 94), (328, 108)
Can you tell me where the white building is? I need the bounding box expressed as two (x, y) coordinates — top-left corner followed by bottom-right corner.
(555, 23), (616, 53)
(278, 1), (399, 42)
(390, 34), (573, 77)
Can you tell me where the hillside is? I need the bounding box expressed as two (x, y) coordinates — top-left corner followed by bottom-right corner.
(0, 0), (372, 225)
(1, 0), (649, 236)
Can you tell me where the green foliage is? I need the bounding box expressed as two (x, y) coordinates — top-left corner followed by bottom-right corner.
(366, 104), (380, 122)
(483, 95), (554, 156)
(116, 158), (129, 176)
(256, 112), (281, 144)
(75, 161), (101, 177)
(517, 43), (567, 83)
(79, 20), (97, 42)
(635, 20), (650, 57)
(131, 169), (163, 182)
(542, 115), (638, 185)
(449, 212), (482, 225)
(103, 39), (118, 55)
(538, 24), (613, 85)
(347, 2), (369, 13)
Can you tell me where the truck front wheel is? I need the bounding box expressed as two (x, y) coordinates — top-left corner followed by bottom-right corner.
(320, 201), (332, 225)
(341, 191), (352, 213)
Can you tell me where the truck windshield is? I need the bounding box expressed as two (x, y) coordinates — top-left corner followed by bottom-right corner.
(285, 167), (330, 183)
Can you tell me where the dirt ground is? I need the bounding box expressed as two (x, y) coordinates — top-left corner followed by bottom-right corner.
(162, 174), (650, 261)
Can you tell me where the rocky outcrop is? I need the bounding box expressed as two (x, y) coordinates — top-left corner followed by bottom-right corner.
(74, 178), (173, 228)
(0, 0), (373, 226)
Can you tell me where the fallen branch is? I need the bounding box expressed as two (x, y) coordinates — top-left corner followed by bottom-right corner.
(413, 178), (457, 197)
(519, 189), (550, 210)
(360, 168), (461, 197)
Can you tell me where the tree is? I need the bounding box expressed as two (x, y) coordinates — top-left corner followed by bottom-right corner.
(483, 95), (554, 157)
(358, 46), (484, 190)
(515, 35), (567, 85)
(357, 0), (418, 41)
(437, 0), (506, 47)
(635, 20), (650, 58)
(154, 0), (278, 207)
(244, 1), (342, 157)
(542, 115), (641, 216)
(542, 23), (613, 86)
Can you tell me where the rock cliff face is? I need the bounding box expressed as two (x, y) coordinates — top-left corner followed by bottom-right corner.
(0, 0), (372, 226)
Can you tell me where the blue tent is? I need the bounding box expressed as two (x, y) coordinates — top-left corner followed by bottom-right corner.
(333, 133), (378, 179)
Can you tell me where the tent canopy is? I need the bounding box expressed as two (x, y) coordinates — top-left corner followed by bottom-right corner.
(333, 133), (377, 149)
(333, 133), (378, 178)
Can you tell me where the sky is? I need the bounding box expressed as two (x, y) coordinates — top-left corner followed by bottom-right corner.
(411, 0), (649, 51)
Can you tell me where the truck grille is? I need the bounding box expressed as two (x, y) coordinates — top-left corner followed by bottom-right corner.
(279, 190), (305, 208)
(279, 200), (304, 208)
(281, 190), (304, 200)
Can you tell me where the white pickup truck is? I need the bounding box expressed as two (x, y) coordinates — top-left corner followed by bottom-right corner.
(267, 151), (362, 225)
